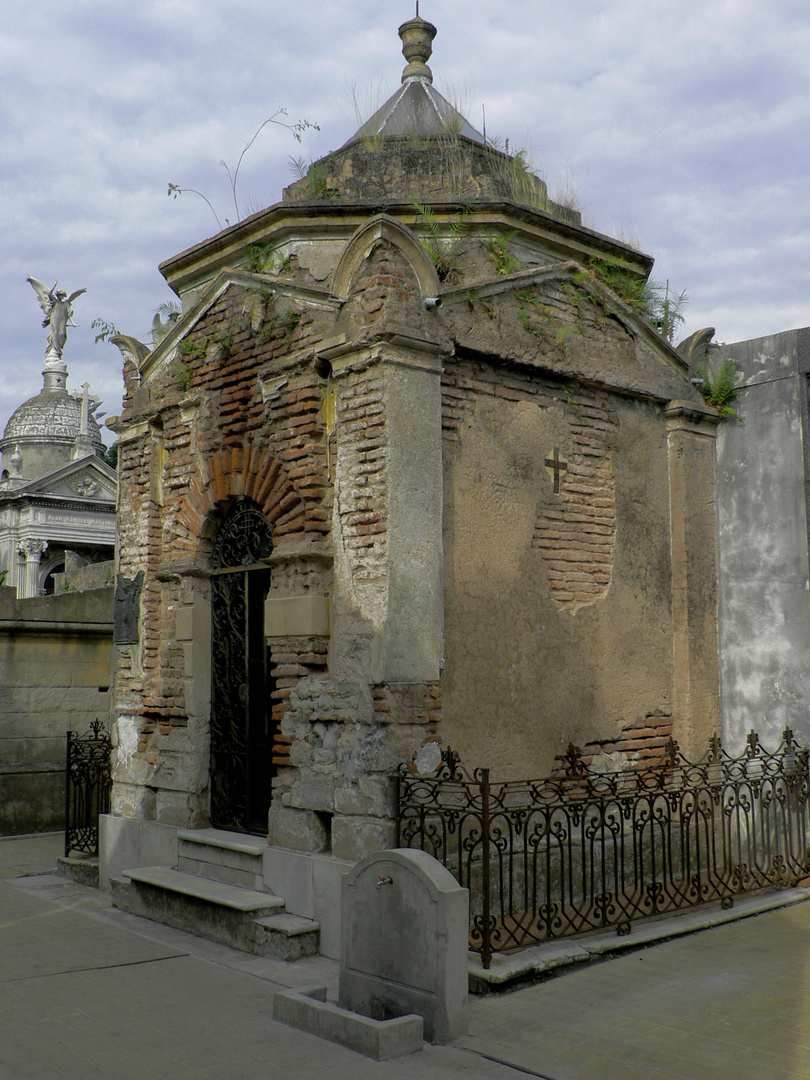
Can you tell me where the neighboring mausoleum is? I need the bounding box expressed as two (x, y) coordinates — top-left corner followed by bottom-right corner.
(713, 326), (810, 751)
(0, 278), (116, 596)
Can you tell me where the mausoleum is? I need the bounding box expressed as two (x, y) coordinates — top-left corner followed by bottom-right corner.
(103, 15), (722, 952)
(0, 315), (116, 597)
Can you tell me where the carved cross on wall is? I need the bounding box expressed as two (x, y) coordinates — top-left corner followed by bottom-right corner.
(545, 446), (568, 494)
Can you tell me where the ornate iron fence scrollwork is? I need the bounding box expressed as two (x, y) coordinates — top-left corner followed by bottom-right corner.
(395, 730), (810, 969)
(65, 720), (112, 857)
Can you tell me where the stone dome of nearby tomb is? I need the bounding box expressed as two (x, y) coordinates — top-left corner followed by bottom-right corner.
(0, 386), (104, 482)
(3, 389), (103, 445)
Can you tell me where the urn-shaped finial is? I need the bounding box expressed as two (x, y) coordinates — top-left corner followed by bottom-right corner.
(398, 15), (437, 84)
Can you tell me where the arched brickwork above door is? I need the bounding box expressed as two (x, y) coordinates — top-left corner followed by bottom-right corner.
(176, 441), (313, 553)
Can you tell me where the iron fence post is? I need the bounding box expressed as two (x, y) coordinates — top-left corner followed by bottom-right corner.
(64, 729), (72, 857)
(395, 771), (401, 847)
(480, 767), (492, 970)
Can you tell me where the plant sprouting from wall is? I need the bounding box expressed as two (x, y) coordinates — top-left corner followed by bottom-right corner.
(178, 337), (206, 361)
(411, 202), (470, 282)
(167, 357), (193, 391)
(515, 288), (556, 339)
(587, 259), (687, 343)
(693, 357), (745, 421)
(246, 243), (290, 275)
(466, 289), (496, 319)
(289, 156), (339, 199)
(484, 232), (519, 276)
(257, 306), (302, 346)
(483, 139), (552, 214)
(653, 280), (689, 343)
(91, 318), (119, 344)
(152, 303), (181, 343)
(168, 183), (226, 231)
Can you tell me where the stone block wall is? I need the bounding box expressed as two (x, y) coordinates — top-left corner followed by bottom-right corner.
(0, 587), (113, 834)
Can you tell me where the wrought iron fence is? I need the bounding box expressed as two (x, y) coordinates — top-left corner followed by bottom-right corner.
(65, 720), (112, 857)
(395, 731), (810, 969)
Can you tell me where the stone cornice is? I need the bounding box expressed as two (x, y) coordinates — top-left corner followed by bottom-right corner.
(159, 199), (653, 298)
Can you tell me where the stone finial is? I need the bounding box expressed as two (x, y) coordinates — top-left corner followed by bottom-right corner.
(398, 15), (437, 83)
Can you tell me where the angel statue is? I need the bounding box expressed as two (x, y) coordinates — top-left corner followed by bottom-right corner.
(27, 276), (87, 359)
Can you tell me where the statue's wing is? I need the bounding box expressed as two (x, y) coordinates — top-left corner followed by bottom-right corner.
(67, 288), (87, 305)
(27, 275), (53, 314)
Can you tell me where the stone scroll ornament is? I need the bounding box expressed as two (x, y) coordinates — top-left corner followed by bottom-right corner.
(114, 572), (144, 645)
(27, 276), (87, 360)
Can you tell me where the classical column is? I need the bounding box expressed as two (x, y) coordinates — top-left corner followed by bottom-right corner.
(17, 539), (48, 599)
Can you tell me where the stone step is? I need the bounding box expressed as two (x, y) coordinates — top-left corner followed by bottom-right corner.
(110, 866), (319, 960)
(176, 828), (269, 893)
(255, 913), (321, 962)
(122, 866), (284, 912)
(57, 855), (100, 889)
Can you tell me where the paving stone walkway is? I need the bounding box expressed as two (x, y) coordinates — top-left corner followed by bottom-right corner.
(4, 833), (810, 1079)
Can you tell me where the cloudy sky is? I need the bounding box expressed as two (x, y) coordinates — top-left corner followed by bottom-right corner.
(1, 0), (809, 439)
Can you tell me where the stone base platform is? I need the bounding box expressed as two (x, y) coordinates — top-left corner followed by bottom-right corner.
(272, 984), (423, 1060)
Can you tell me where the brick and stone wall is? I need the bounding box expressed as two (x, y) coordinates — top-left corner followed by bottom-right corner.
(108, 146), (720, 860)
(112, 282), (336, 828)
(436, 260), (718, 777)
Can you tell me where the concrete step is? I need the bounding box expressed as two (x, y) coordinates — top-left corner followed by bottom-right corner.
(122, 866), (284, 912)
(255, 912), (320, 961)
(110, 866), (319, 960)
(176, 828), (269, 893)
(57, 855), (99, 889)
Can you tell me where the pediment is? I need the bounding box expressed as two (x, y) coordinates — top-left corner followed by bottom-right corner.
(17, 456), (117, 503)
(139, 268), (338, 384)
(443, 262), (700, 405)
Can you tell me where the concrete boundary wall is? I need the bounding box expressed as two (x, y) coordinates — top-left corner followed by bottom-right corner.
(714, 329), (810, 751)
(0, 586), (114, 834)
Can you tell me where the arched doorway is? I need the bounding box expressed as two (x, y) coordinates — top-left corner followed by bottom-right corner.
(210, 499), (275, 833)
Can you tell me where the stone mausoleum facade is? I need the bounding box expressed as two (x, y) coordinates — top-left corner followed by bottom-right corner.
(104, 17), (721, 878)
(0, 358), (116, 596)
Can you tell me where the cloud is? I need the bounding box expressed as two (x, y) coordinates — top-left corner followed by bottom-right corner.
(2, 0), (810, 436)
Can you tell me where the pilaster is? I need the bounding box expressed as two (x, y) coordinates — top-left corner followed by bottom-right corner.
(665, 400), (721, 757)
(326, 333), (444, 685)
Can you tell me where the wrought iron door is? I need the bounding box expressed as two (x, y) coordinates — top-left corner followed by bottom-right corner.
(210, 500), (274, 833)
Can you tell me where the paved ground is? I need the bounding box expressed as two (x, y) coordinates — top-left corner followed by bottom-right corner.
(4, 833), (810, 1079)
